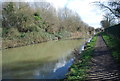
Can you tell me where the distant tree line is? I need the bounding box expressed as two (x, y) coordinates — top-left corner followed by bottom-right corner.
(2, 2), (94, 38)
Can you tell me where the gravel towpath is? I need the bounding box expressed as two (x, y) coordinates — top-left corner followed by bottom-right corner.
(87, 35), (120, 81)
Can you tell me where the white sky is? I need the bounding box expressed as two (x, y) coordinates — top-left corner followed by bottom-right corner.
(47, 0), (108, 28)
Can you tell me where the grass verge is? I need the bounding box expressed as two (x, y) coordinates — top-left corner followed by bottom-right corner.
(102, 32), (120, 66)
(65, 35), (97, 80)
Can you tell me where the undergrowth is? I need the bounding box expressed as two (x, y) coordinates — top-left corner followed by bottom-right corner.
(102, 32), (120, 66)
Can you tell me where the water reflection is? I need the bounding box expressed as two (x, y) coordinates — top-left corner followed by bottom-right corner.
(2, 39), (84, 79)
(33, 55), (74, 79)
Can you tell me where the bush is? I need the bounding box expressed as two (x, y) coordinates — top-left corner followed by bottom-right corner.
(34, 16), (41, 21)
(28, 25), (40, 32)
(2, 28), (9, 37)
(6, 28), (20, 37)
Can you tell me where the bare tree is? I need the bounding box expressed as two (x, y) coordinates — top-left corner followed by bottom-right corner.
(93, 0), (120, 18)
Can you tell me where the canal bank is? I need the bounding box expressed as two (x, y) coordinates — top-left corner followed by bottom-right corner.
(2, 29), (92, 50)
(65, 34), (97, 80)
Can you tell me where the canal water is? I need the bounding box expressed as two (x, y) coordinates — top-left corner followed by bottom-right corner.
(2, 39), (87, 79)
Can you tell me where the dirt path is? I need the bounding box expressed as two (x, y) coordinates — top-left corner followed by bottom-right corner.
(87, 35), (120, 80)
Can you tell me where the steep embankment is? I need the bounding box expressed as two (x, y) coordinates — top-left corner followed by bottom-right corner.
(2, 29), (90, 49)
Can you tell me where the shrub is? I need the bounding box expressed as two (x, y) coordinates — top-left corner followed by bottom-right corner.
(6, 28), (20, 37)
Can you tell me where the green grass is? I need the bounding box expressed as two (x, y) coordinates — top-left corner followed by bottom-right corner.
(102, 32), (120, 66)
(65, 35), (97, 80)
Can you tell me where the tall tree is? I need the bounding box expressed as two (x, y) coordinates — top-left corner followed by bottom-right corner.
(94, 0), (120, 18)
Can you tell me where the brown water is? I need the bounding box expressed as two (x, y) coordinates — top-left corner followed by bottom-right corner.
(2, 39), (85, 79)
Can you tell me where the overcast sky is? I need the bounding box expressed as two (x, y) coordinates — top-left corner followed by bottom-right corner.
(1, 0), (108, 28)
